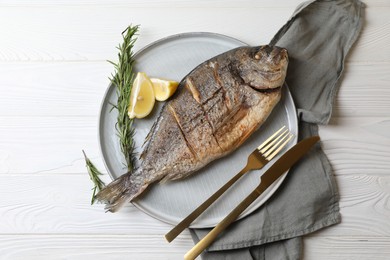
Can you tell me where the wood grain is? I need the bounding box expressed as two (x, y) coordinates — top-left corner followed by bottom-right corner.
(0, 0), (387, 8)
(333, 63), (390, 117)
(0, 235), (192, 260)
(0, 116), (105, 174)
(0, 174), (389, 237)
(304, 236), (390, 260)
(0, 61), (388, 175)
(319, 118), (390, 176)
(0, 4), (386, 62)
(0, 235), (389, 260)
(1, 61), (389, 118)
(0, 62), (112, 117)
(0, 0), (389, 259)
(0, 7), (292, 62)
(1, 114), (390, 175)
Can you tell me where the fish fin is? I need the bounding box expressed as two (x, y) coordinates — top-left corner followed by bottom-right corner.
(159, 174), (171, 184)
(95, 170), (147, 212)
(159, 172), (181, 184)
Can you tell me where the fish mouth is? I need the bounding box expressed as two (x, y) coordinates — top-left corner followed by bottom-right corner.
(258, 69), (282, 81)
(247, 69), (284, 90)
(249, 84), (283, 93)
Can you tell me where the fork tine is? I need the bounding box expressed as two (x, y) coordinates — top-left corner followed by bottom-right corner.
(262, 130), (290, 156)
(257, 126), (286, 150)
(259, 128), (288, 154)
(266, 133), (294, 161)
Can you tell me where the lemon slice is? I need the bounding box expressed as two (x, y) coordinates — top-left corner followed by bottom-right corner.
(128, 72), (155, 119)
(151, 78), (179, 101)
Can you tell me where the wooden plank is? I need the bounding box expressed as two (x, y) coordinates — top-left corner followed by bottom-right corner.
(0, 5), (387, 62)
(0, 62), (389, 118)
(0, 0), (387, 8)
(0, 0), (307, 8)
(0, 173), (389, 236)
(0, 62), (112, 117)
(1, 115), (389, 175)
(304, 236), (390, 260)
(333, 62), (390, 117)
(0, 234), (389, 260)
(319, 117), (390, 176)
(0, 174), (175, 234)
(333, 175), (390, 236)
(0, 116), (106, 174)
(0, 234), (192, 260)
(0, 7), (292, 62)
(0, 61), (387, 174)
(0, 1), (387, 260)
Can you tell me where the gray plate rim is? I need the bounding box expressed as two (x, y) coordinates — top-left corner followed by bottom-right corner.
(98, 32), (298, 228)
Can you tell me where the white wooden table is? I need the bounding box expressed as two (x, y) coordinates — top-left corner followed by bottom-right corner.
(1, 1), (389, 259)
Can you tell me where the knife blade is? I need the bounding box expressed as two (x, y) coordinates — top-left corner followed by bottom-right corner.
(184, 136), (320, 260)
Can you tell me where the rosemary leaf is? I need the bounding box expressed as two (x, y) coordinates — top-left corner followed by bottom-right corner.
(109, 25), (140, 172)
(82, 150), (105, 205)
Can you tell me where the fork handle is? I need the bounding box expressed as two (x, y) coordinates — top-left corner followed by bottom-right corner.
(165, 167), (249, 242)
(184, 184), (265, 260)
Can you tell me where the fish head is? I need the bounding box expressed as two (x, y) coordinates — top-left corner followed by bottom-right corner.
(238, 45), (288, 90)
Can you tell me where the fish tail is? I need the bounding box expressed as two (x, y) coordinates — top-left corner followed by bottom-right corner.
(95, 169), (148, 212)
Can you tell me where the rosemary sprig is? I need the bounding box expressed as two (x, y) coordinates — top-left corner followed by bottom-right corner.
(108, 25), (140, 172)
(84, 25), (139, 204)
(82, 150), (105, 205)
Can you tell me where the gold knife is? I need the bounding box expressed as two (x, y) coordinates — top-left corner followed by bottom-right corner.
(184, 136), (320, 260)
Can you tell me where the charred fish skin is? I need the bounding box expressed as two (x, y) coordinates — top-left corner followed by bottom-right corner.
(96, 45), (288, 212)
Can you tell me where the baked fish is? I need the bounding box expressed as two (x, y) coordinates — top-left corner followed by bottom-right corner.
(97, 45), (288, 212)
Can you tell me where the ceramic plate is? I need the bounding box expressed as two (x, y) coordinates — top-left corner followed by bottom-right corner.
(99, 32), (298, 228)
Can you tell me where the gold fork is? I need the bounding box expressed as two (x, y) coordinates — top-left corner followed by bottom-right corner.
(165, 126), (294, 243)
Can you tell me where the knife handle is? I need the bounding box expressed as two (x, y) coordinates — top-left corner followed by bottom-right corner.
(165, 167), (248, 242)
(184, 183), (266, 260)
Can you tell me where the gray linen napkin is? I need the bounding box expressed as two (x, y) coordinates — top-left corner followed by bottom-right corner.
(190, 0), (365, 259)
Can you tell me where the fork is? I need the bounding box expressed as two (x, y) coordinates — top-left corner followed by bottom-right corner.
(165, 126), (294, 243)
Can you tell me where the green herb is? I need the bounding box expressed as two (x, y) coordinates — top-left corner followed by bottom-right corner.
(83, 150), (105, 205)
(84, 25), (139, 204)
(108, 25), (140, 172)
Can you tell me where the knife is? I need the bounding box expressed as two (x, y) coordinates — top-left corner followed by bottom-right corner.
(184, 136), (320, 260)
